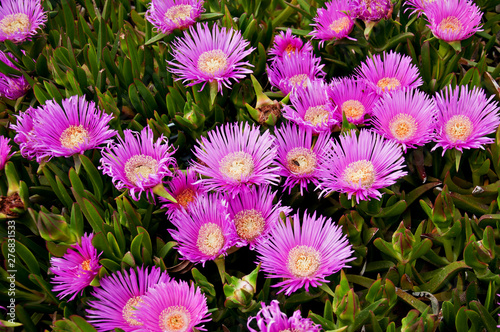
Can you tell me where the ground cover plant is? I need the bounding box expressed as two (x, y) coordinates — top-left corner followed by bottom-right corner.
(0, 0), (500, 331)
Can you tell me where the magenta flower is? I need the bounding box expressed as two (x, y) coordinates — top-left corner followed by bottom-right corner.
(11, 107), (39, 160)
(0, 51), (30, 99)
(274, 122), (330, 194)
(50, 233), (102, 301)
(87, 266), (170, 332)
(423, 0), (482, 43)
(329, 77), (379, 125)
(352, 0), (393, 21)
(169, 194), (237, 265)
(371, 89), (437, 152)
(31, 95), (116, 162)
(227, 185), (291, 249)
(146, 0), (204, 35)
(431, 85), (500, 155)
(191, 122), (280, 196)
(168, 22), (254, 93)
(267, 52), (325, 95)
(136, 279), (210, 332)
(0, 0), (46, 43)
(268, 28), (313, 59)
(317, 129), (407, 202)
(255, 210), (353, 295)
(100, 126), (177, 201)
(282, 79), (338, 133)
(355, 51), (423, 95)
(405, 0), (433, 17)
(247, 300), (321, 332)
(161, 168), (206, 216)
(0, 136), (14, 170)
(310, 0), (355, 46)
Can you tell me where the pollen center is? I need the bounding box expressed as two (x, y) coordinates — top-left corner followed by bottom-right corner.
(438, 16), (462, 33)
(176, 188), (196, 208)
(286, 147), (317, 175)
(329, 16), (351, 33)
(287, 245), (321, 278)
(197, 49), (228, 76)
(234, 209), (265, 241)
(389, 113), (417, 141)
(220, 151), (254, 181)
(0, 13), (30, 35)
(197, 222), (225, 256)
(122, 296), (144, 327)
(284, 44), (297, 55)
(164, 4), (193, 25)
(341, 99), (365, 121)
(343, 160), (376, 188)
(445, 115), (473, 142)
(81, 259), (91, 271)
(377, 77), (401, 92)
(124, 154), (158, 184)
(304, 105), (329, 126)
(159, 305), (191, 332)
(288, 74), (308, 88)
(60, 125), (89, 149)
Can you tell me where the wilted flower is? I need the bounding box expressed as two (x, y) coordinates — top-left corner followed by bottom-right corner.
(135, 279), (211, 331)
(168, 22), (254, 93)
(310, 0), (355, 46)
(169, 194), (237, 265)
(329, 77), (379, 125)
(0, 0), (47, 43)
(268, 28), (313, 59)
(161, 168), (206, 215)
(32, 95), (116, 162)
(267, 52), (325, 95)
(100, 126), (177, 201)
(0, 136), (13, 171)
(227, 185), (291, 249)
(255, 210), (353, 295)
(248, 300), (322, 332)
(317, 129), (407, 202)
(191, 122), (280, 196)
(432, 85), (500, 154)
(274, 123), (330, 194)
(423, 0), (482, 43)
(87, 266), (170, 332)
(50, 233), (102, 301)
(282, 80), (337, 133)
(0, 51), (30, 99)
(11, 107), (38, 160)
(371, 89), (437, 152)
(355, 51), (422, 95)
(146, 0), (204, 35)
(352, 0), (393, 21)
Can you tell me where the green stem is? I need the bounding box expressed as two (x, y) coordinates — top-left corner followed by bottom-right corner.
(214, 257), (226, 284)
(152, 183), (177, 203)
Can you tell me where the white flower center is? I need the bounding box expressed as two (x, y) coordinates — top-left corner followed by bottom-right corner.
(122, 296), (144, 327)
(287, 245), (321, 278)
(197, 49), (228, 76)
(389, 113), (417, 141)
(377, 77), (401, 92)
(164, 4), (193, 26)
(234, 209), (265, 241)
(60, 125), (89, 149)
(159, 305), (191, 332)
(288, 74), (309, 88)
(286, 147), (317, 175)
(219, 151), (254, 181)
(438, 16), (462, 34)
(197, 222), (224, 256)
(124, 155), (158, 185)
(0, 13), (29, 35)
(304, 105), (329, 126)
(341, 99), (365, 121)
(445, 114), (472, 143)
(343, 159), (376, 188)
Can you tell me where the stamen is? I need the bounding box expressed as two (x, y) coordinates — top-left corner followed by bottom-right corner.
(341, 100), (365, 121)
(81, 259), (91, 271)
(124, 155), (158, 185)
(284, 44), (297, 55)
(122, 296), (144, 327)
(164, 5), (193, 26)
(288, 74), (308, 88)
(438, 16), (462, 34)
(60, 125), (89, 149)
(219, 151), (255, 181)
(389, 113), (417, 141)
(343, 160), (376, 188)
(445, 115), (472, 143)
(159, 305), (191, 332)
(287, 245), (321, 278)
(286, 147), (317, 175)
(234, 209), (265, 241)
(304, 105), (330, 126)
(329, 16), (351, 34)
(377, 77), (401, 92)
(197, 50), (228, 76)
(176, 188), (196, 208)
(0, 14), (29, 35)
(197, 222), (224, 256)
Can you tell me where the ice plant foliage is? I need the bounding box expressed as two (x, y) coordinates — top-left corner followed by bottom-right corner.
(168, 22), (254, 93)
(135, 279), (210, 331)
(318, 130), (407, 203)
(0, 0), (46, 43)
(161, 168), (205, 215)
(247, 300), (321, 332)
(0, 136), (13, 170)
(432, 85), (500, 154)
(371, 89), (437, 152)
(423, 0), (482, 42)
(310, 0), (355, 46)
(274, 123), (330, 194)
(169, 194), (237, 265)
(146, 0), (204, 35)
(283, 80), (337, 133)
(352, 0), (393, 21)
(268, 28), (313, 59)
(0, 50), (30, 99)
(87, 266), (170, 332)
(355, 51), (423, 95)
(100, 126), (176, 201)
(50, 234), (101, 301)
(191, 122), (280, 196)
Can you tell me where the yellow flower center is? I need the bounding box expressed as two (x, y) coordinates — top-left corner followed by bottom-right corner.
(288, 74), (309, 88)
(445, 115), (473, 143)
(124, 155), (158, 185)
(304, 105), (330, 126)
(286, 147), (317, 175)
(122, 296), (144, 327)
(164, 4), (193, 26)
(81, 259), (91, 271)
(197, 222), (224, 256)
(159, 305), (191, 332)
(0, 13), (29, 35)
(377, 77), (401, 92)
(284, 44), (297, 55)
(341, 100), (365, 121)
(197, 49), (227, 76)
(219, 151), (254, 181)
(287, 245), (321, 278)
(329, 16), (351, 33)
(234, 209), (266, 241)
(438, 16), (462, 34)
(343, 160), (376, 188)
(176, 188), (196, 208)
(389, 113), (417, 141)
(60, 125), (89, 149)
